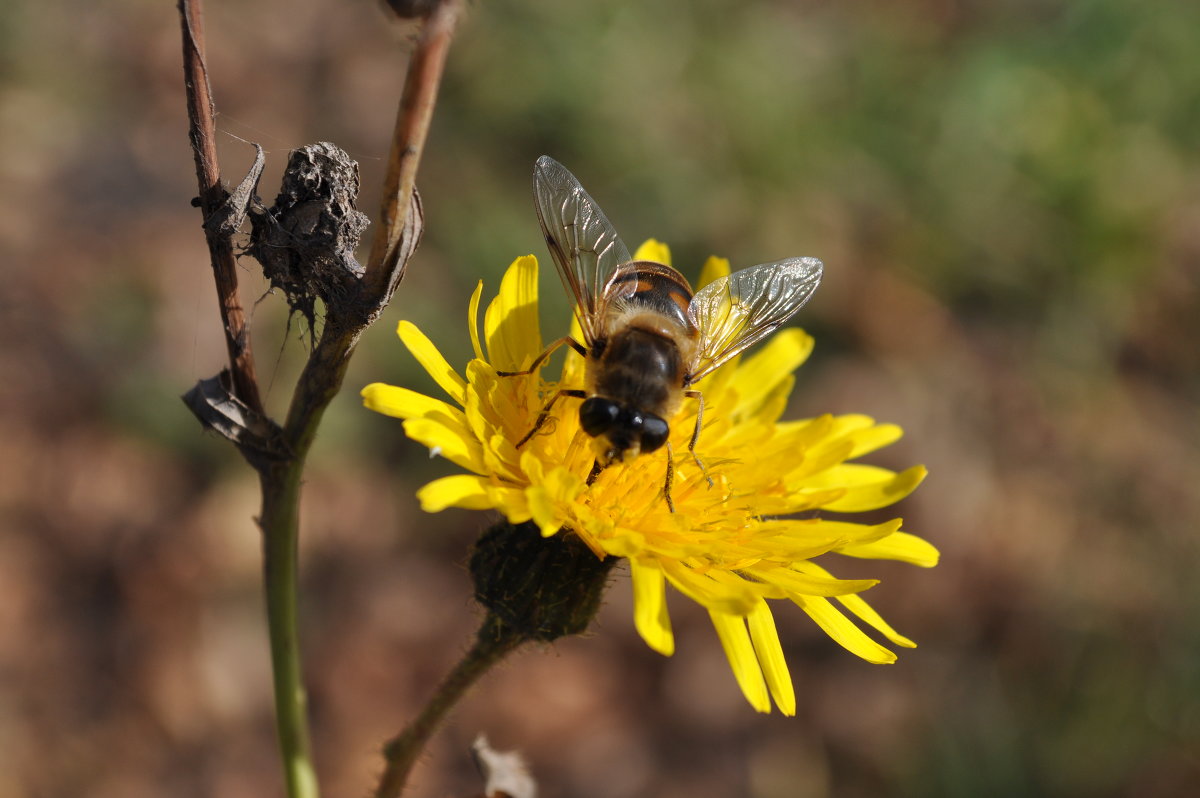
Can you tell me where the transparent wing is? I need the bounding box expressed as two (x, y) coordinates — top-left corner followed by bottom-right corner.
(533, 156), (631, 345)
(686, 256), (823, 383)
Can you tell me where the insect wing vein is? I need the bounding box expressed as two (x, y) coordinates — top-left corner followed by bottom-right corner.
(686, 257), (822, 383)
(533, 156), (631, 345)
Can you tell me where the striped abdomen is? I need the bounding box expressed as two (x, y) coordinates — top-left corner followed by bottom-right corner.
(604, 261), (696, 333)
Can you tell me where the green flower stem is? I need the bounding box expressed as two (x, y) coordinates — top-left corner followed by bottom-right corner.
(373, 614), (525, 798)
(257, 328), (358, 798)
(260, 463), (319, 798)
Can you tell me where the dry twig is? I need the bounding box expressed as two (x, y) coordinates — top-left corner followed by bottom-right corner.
(176, 1), (465, 796)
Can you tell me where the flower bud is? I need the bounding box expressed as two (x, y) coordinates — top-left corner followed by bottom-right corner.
(469, 521), (617, 642)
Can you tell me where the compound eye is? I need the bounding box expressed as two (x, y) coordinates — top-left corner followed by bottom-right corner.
(579, 397), (620, 437)
(639, 414), (669, 453)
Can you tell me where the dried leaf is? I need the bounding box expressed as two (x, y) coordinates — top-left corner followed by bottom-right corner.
(182, 372), (290, 466)
(203, 142), (265, 238)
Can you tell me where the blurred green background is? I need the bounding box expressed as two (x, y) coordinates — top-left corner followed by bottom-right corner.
(1, 1), (1197, 796)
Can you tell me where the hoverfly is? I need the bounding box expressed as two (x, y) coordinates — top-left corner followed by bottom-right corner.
(500, 156), (823, 511)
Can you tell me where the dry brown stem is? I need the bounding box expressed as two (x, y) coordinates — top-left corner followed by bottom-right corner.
(178, 0), (263, 413)
(365, 0), (464, 294)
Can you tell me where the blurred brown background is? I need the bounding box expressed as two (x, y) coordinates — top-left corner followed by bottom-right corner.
(2, 1), (1198, 796)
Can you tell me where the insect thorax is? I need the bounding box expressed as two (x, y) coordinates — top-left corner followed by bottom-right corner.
(590, 325), (686, 415)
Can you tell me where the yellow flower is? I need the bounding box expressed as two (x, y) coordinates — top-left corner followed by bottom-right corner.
(363, 241), (937, 714)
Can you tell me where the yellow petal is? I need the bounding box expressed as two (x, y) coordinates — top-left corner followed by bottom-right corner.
(795, 561), (915, 648)
(806, 463), (895, 487)
(843, 422), (904, 459)
(696, 255), (730, 289)
(784, 437), (856, 483)
(773, 413), (835, 447)
(746, 564), (878, 598)
(825, 414), (875, 435)
(361, 383), (466, 427)
(525, 486), (564, 538)
(631, 559), (674, 656)
(634, 238), (671, 265)
(765, 486), (849, 516)
(397, 321), (467, 406)
(484, 255), (542, 372)
(464, 359), (522, 440)
(836, 593), (916, 648)
(751, 518), (903, 551)
(813, 518), (904, 544)
(838, 530), (941, 567)
(813, 465), (927, 512)
(468, 279), (485, 362)
(733, 527), (851, 561)
(794, 596), (896, 664)
(594, 525), (643, 560)
(726, 373), (794, 433)
(402, 417), (487, 474)
(417, 475), (496, 512)
(494, 489), (533, 526)
(710, 610), (771, 713)
(729, 329), (814, 415)
(747, 601), (795, 715)
(661, 560), (758, 615)
(521, 452), (583, 538)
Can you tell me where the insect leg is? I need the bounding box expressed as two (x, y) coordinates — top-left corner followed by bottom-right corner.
(495, 336), (587, 377)
(515, 388), (587, 449)
(663, 441), (677, 513)
(586, 460), (603, 486)
(683, 389), (714, 488)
